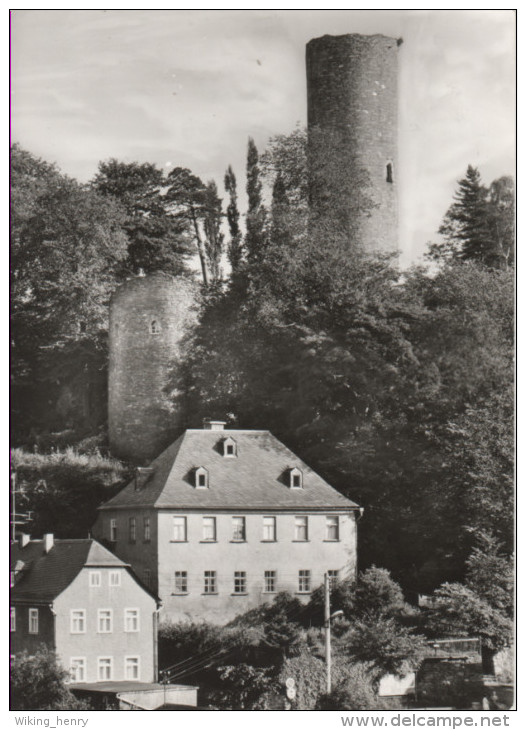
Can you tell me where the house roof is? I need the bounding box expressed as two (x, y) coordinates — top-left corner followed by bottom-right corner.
(100, 429), (358, 511)
(10, 538), (143, 603)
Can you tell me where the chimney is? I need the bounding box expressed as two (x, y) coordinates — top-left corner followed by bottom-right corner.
(135, 467), (155, 491)
(43, 533), (54, 553)
(18, 533), (30, 548)
(203, 419), (226, 431)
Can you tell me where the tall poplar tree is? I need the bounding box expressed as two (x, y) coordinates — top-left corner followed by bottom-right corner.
(244, 138), (267, 268)
(224, 165), (243, 273)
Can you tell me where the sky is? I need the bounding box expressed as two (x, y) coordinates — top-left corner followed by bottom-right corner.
(10, 9), (516, 265)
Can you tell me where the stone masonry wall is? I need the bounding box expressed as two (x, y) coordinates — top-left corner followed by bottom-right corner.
(306, 34), (399, 254)
(108, 273), (197, 463)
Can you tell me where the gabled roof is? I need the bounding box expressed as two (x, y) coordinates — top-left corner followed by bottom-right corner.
(11, 539), (130, 603)
(100, 429), (358, 511)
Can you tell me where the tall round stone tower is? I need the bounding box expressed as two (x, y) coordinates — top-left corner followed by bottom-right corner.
(306, 34), (400, 254)
(108, 272), (197, 463)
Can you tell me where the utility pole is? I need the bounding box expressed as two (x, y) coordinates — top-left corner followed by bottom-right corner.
(324, 572), (331, 695)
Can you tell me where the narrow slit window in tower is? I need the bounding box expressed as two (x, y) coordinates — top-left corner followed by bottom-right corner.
(386, 163), (393, 184)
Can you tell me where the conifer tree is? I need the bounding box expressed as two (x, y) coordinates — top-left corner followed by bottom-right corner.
(430, 165), (514, 268)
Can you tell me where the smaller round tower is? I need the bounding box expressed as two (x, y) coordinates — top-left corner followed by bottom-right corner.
(306, 33), (400, 254)
(108, 272), (198, 463)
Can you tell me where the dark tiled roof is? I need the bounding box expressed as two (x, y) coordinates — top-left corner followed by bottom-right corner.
(10, 539), (128, 603)
(100, 430), (358, 511)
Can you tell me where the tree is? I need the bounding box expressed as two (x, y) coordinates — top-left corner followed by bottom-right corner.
(11, 447), (129, 538)
(202, 180), (224, 282)
(429, 166), (515, 269)
(165, 167), (224, 285)
(224, 165), (243, 272)
(260, 125), (309, 210)
(340, 617), (427, 678)
(210, 664), (276, 710)
(11, 145), (129, 442)
(425, 582), (513, 655)
(92, 159), (192, 277)
(244, 137), (267, 268)
(465, 533), (513, 618)
(10, 648), (91, 710)
(486, 176), (515, 269)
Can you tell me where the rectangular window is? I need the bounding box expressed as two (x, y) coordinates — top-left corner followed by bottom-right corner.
(202, 516), (216, 541)
(174, 571), (188, 594)
(89, 571), (101, 587)
(234, 571), (247, 594)
(328, 570), (339, 585)
(172, 516), (187, 541)
(10, 607), (15, 632)
(110, 518), (117, 542)
(124, 608), (140, 632)
(109, 571), (121, 587)
(70, 658), (86, 682)
(232, 516), (246, 541)
(326, 516), (340, 541)
(204, 571), (216, 594)
(28, 608), (39, 634)
(129, 516), (136, 543)
(264, 570), (276, 593)
(262, 516), (276, 541)
(98, 657), (112, 681)
(125, 656), (140, 681)
(298, 570), (311, 593)
(97, 609), (112, 633)
(70, 609), (86, 634)
(143, 516), (151, 542)
(294, 516), (308, 541)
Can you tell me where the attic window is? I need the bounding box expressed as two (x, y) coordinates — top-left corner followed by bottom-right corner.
(150, 319), (161, 334)
(386, 162), (393, 184)
(223, 437), (237, 458)
(290, 467), (303, 489)
(195, 467), (209, 489)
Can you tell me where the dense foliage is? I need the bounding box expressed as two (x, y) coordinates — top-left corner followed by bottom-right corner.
(11, 447), (129, 538)
(10, 649), (91, 710)
(11, 133), (514, 708)
(428, 165), (514, 269)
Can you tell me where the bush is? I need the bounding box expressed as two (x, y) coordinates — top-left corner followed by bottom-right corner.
(11, 648), (91, 710)
(11, 447), (129, 538)
(340, 617), (427, 678)
(315, 663), (383, 710)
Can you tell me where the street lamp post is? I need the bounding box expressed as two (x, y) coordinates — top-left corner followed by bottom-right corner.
(324, 572), (343, 695)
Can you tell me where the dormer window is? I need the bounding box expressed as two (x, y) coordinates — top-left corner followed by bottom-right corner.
(290, 467), (303, 489)
(150, 319), (161, 334)
(195, 467), (209, 489)
(223, 437), (237, 458)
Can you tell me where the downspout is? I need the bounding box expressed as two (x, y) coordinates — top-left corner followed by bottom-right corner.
(50, 605), (57, 653)
(355, 508), (365, 579)
(153, 607), (161, 682)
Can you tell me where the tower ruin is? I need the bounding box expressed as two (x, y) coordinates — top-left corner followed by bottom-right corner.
(306, 34), (400, 254)
(108, 272), (197, 463)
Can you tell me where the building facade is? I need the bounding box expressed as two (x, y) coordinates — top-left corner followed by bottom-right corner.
(10, 535), (159, 684)
(94, 422), (360, 624)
